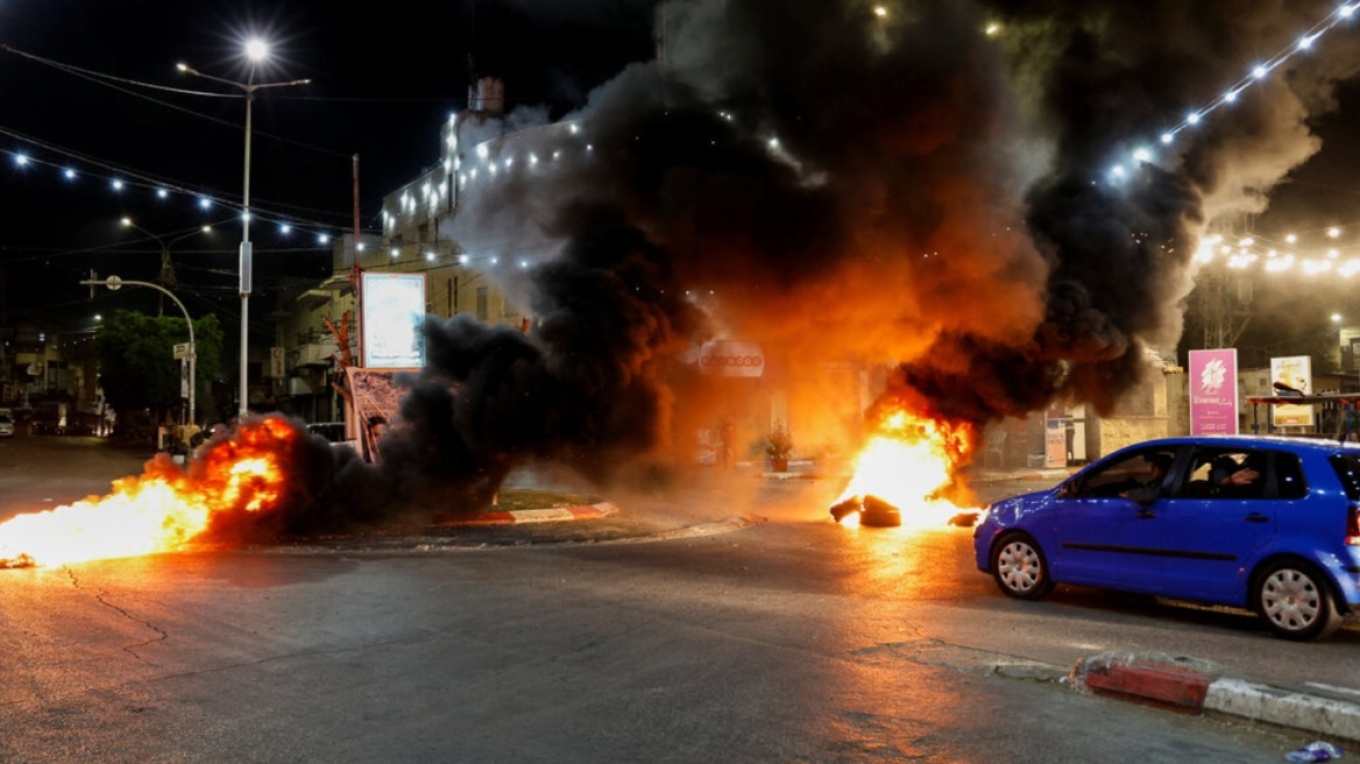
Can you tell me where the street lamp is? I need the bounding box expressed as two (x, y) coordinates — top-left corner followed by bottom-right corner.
(177, 39), (309, 422)
(80, 274), (197, 428)
(120, 217), (213, 312)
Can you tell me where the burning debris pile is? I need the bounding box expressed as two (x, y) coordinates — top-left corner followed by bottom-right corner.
(0, 416), (391, 567)
(827, 388), (984, 527)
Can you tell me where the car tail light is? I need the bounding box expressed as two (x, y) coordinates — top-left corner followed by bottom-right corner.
(1349, 502), (1360, 546)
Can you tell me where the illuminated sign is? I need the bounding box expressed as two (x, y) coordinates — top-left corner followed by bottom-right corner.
(698, 341), (764, 377)
(361, 273), (427, 369)
(1270, 355), (1315, 427)
(1189, 349), (1238, 435)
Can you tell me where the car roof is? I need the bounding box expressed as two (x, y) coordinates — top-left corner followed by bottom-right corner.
(1116, 435), (1360, 455)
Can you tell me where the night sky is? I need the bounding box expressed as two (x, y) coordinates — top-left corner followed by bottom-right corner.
(0, 0), (659, 322)
(6, 0), (1360, 498)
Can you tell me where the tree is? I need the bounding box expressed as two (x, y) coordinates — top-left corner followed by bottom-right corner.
(95, 309), (223, 426)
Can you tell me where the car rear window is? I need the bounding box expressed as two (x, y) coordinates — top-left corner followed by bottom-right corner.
(1329, 453), (1360, 501)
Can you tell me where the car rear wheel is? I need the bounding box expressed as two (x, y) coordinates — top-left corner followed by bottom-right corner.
(992, 533), (1054, 600)
(1255, 561), (1342, 641)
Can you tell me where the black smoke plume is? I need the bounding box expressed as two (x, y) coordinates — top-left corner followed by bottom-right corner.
(388, 0), (1360, 501)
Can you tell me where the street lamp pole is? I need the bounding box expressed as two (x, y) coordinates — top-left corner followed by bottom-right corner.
(178, 40), (309, 422)
(80, 275), (196, 428)
(120, 218), (212, 314)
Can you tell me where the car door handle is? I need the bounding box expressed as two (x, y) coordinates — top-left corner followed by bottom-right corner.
(1136, 509), (1157, 519)
(1243, 512), (1270, 524)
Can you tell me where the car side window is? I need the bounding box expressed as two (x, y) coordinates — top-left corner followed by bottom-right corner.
(1075, 449), (1175, 498)
(1275, 452), (1307, 499)
(1185, 447), (1268, 499)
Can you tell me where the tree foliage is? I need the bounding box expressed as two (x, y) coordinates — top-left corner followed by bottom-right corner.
(95, 309), (223, 420)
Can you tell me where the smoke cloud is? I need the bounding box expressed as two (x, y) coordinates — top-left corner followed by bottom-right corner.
(379, 0), (1360, 504)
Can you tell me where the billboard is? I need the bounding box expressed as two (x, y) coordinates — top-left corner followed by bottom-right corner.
(361, 273), (427, 369)
(1270, 355), (1315, 427)
(1189, 349), (1239, 435)
(344, 367), (408, 465)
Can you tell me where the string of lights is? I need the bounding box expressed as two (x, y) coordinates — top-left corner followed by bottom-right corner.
(1, 138), (350, 248)
(1195, 227), (1360, 278)
(1086, 3), (1360, 279)
(1107, 2), (1359, 182)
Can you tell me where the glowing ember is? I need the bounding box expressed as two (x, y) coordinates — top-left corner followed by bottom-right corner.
(0, 416), (298, 567)
(833, 409), (981, 528)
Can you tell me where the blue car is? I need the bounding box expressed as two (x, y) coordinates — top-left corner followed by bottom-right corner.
(973, 436), (1360, 640)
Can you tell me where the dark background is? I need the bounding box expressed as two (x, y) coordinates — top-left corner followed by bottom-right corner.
(2, 0), (1358, 345)
(0, 0), (660, 323)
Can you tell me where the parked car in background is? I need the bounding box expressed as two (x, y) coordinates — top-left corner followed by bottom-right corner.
(306, 421), (357, 455)
(973, 435), (1360, 641)
(0, 413), (13, 438)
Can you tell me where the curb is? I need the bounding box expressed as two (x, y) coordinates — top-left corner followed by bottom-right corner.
(433, 501), (619, 526)
(970, 468), (1078, 484)
(1071, 651), (1360, 743)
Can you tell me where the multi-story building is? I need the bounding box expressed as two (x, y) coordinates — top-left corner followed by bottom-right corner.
(270, 79), (531, 423)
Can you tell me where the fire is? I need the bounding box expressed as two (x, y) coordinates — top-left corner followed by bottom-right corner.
(0, 416), (297, 568)
(833, 408), (981, 528)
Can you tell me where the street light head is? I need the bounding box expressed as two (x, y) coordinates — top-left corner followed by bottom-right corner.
(121, 217), (133, 228)
(245, 38), (269, 62)
(176, 62), (190, 73)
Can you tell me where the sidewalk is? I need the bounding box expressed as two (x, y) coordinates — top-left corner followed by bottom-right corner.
(1068, 651), (1360, 744)
(433, 501), (619, 526)
(731, 457), (1079, 484)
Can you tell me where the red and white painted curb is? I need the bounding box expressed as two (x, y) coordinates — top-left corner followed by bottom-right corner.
(436, 501), (619, 526)
(1072, 651), (1360, 743)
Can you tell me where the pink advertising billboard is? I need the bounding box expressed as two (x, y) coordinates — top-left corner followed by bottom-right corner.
(1189, 349), (1239, 435)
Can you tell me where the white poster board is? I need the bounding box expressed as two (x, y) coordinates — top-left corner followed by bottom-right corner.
(361, 272), (427, 369)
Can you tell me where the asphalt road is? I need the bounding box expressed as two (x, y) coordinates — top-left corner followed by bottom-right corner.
(0, 435), (1348, 762)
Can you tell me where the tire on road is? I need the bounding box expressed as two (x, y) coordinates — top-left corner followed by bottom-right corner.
(991, 532), (1054, 601)
(1252, 559), (1343, 642)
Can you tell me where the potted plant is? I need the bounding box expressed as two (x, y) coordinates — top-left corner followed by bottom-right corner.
(765, 421), (793, 472)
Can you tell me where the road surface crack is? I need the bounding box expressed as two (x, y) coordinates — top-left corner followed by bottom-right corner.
(66, 567), (167, 663)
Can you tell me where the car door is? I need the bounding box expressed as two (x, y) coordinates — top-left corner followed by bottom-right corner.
(1154, 446), (1284, 604)
(1045, 447), (1179, 591)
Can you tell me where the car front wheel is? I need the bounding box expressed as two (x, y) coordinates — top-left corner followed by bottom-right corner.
(1255, 561), (1342, 641)
(991, 533), (1054, 600)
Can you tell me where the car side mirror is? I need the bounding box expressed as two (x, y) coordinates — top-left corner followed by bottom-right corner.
(1057, 481), (1076, 498)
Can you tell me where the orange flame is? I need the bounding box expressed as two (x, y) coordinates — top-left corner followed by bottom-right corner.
(834, 408), (981, 528)
(0, 416), (298, 567)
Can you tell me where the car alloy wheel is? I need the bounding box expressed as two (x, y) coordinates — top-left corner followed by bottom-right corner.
(992, 534), (1053, 600)
(1257, 562), (1342, 641)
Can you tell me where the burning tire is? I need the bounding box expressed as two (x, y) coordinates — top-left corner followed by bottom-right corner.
(829, 495), (901, 527)
(991, 532), (1053, 600)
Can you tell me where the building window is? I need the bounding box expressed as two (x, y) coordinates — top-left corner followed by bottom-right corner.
(476, 287), (489, 321)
